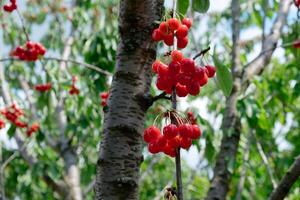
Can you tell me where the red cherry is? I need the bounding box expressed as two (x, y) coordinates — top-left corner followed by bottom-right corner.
(168, 136), (181, 148)
(177, 73), (191, 86)
(168, 61), (181, 76)
(181, 58), (195, 73)
(167, 18), (180, 31)
(157, 135), (168, 147)
(178, 124), (193, 138)
(163, 124), (178, 139)
(101, 100), (107, 107)
(163, 145), (176, 157)
(159, 22), (169, 35)
(156, 77), (167, 91)
(205, 65), (216, 78)
(100, 92), (109, 99)
(0, 120), (5, 129)
(171, 50), (183, 62)
(176, 25), (188, 38)
(157, 63), (169, 77)
(177, 37), (188, 49)
(176, 83), (188, 97)
(152, 29), (163, 41)
(152, 60), (162, 73)
(148, 143), (161, 154)
(187, 82), (200, 96)
(198, 73), (208, 86)
(182, 18), (193, 29)
(193, 67), (206, 82)
(163, 33), (174, 46)
(14, 120), (27, 128)
(180, 137), (192, 149)
(143, 126), (161, 143)
(190, 125), (201, 139)
(295, 0), (300, 7)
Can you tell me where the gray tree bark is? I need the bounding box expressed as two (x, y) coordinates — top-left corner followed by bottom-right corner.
(95, 0), (164, 199)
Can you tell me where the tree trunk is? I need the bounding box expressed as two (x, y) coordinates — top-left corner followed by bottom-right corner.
(95, 0), (164, 199)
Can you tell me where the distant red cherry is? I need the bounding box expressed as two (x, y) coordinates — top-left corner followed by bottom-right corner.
(0, 120), (5, 129)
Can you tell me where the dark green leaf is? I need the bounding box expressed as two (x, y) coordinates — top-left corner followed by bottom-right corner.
(192, 0), (210, 13)
(177, 0), (189, 16)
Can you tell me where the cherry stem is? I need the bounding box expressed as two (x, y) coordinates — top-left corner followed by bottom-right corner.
(193, 46), (211, 60)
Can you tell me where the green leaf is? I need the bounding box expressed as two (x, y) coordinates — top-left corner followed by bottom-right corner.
(177, 0), (189, 16)
(7, 125), (16, 138)
(213, 56), (233, 97)
(192, 0), (210, 13)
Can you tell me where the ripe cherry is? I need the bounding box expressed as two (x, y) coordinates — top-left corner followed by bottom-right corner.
(182, 18), (193, 29)
(148, 143), (161, 154)
(168, 18), (180, 31)
(177, 37), (188, 49)
(178, 124), (193, 138)
(163, 33), (174, 46)
(171, 50), (183, 62)
(163, 145), (176, 157)
(205, 65), (216, 78)
(176, 25), (189, 38)
(158, 63), (169, 77)
(181, 58), (195, 73)
(143, 126), (161, 143)
(168, 61), (180, 76)
(157, 135), (168, 147)
(193, 67), (206, 82)
(168, 136), (181, 148)
(0, 120), (5, 129)
(159, 22), (169, 35)
(176, 83), (188, 97)
(190, 125), (201, 139)
(187, 82), (200, 96)
(180, 137), (192, 149)
(163, 124), (178, 139)
(198, 73), (208, 86)
(152, 29), (163, 41)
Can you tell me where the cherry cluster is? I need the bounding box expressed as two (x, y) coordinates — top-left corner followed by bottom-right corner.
(12, 41), (46, 61)
(0, 104), (39, 137)
(35, 83), (52, 92)
(100, 92), (109, 107)
(143, 112), (201, 157)
(152, 50), (216, 97)
(69, 76), (80, 95)
(3, 0), (17, 12)
(152, 17), (192, 49)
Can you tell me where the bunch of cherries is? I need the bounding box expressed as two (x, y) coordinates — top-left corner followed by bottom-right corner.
(0, 104), (40, 137)
(144, 111), (201, 157)
(152, 17), (192, 48)
(100, 92), (109, 107)
(153, 50), (215, 96)
(35, 83), (52, 92)
(3, 0), (17, 12)
(69, 76), (80, 95)
(12, 41), (46, 61)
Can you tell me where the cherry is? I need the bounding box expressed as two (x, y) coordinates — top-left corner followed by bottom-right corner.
(187, 82), (200, 96)
(193, 67), (206, 82)
(159, 22), (169, 35)
(0, 120), (5, 129)
(178, 124), (193, 138)
(163, 145), (176, 157)
(100, 92), (109, 99)
(14, 120), (27, 128)
(148, 143), (161, 154)
(177, 37), (188, 49)
(168, 136), (181, 148)
(34, 83), (52, 92)
(152, 60), (162, 73)
(177, 73), (192, 86)
(198, 73), (208, 86)
(171, 50), (183, 62)
(156, 77), (167, 91)
(152, 29), (163, 41)
(157, 63), (169, 77)
(176, 25), (189, 39)
(163, 124), (178, 139)
(157, 135), (168, 147)
(167, 18), (180, 31)
(168, 61), (181, 76)
(182, 18), (193, 29)
(205, 65), (216, 78)
(143, 126), (161, 143)
(187, 111), (197, 125)
(163, 33), (174, 46)
(190, 125), (201, 139)
(181, 58), (195, 73)
(176, 83), (188, 97)
(293, 39), (300, 48)
(180, 137), (192, 149)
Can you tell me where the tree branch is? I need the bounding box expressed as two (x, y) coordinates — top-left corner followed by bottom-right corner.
(268, 156), (300, 200)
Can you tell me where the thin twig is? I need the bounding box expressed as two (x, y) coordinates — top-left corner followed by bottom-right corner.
(192, 47), (211, 60)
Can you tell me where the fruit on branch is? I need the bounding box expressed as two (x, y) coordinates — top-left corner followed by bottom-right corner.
(295, 0), (300, 7)
(26, 122), (40, 137)
(153, 51), (215, 97)
(0, 119), (5, 129)
(100, 92), (109, 107)
(293, 39), (300, 48)
(152, 17), (192, 49)
(187, 111), (197, 125)
(0, 104), (27, 129)
(3, 0), (17, 12)
(69, 76), (80, 95)
(143, 112), (202, 157)
(34, 83), (52, 92)
(12, 41), (46, 61)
